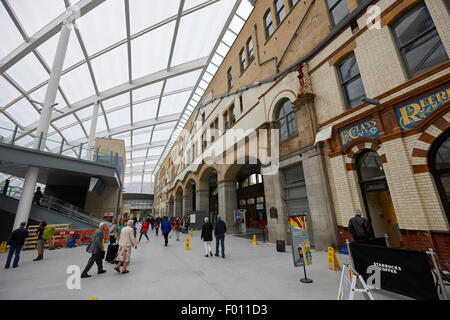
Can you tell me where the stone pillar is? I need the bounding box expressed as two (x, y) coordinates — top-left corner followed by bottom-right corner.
(183, 195), (193, 216)
(218, 180), (238, 234)
(262, 169), (289, 244)
(196, 190), (209, 213)
(302, 145), (340, 251)
(168, 201), (174, 218)
(174, 199), (183, 217)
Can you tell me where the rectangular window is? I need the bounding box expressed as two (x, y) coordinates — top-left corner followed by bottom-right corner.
(223, 111), (229, 131)
(288, 0), (299, 9)
(227, 67), (233, 90)
(230, 104), (236, 125)
(274, 0), (286, 25)
(246, 37), (254, 63)
(326, 0), (349, 26)
(264, 9), (274, 40)
(392, 3), (449, 79)
(337, 54), (366, 109)
(239, 48), (246, 74)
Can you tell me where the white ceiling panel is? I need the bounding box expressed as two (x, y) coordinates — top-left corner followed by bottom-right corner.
(91, 44), (128, 92)
(129, 0), (180, 35)
(5, 53), (49, 92)
(6, 98), (39, 127)
(158, 90), (192, 118)
(0, 5), (24, 61)
(0, 75), (21, 107)
(59, 63), (96, 104)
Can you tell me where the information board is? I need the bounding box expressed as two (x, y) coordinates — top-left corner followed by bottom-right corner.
(288, 215), (311, 267)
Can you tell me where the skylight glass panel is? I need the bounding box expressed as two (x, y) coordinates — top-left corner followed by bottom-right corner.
(152, 127), (174, 141)
(107, 107), (131, 129)
(158, 91), (191, 117)
(76, 105), (94, 121)
(171, 0), (235, 66)
(53, 114), (77, 129)
(228, 16), (245, 34)
(45, 134), (63, 151)
(222, 29), (237, 46)
(131, 21), (175, 79)
(216, 42), (229, 57)
(60, 124), (85, 141)
(237, 0), (254, 19)
(0, 6), (24, 61)
(95, 115), (108, 134)
(133, 162), (145, 167)
(0, 113), (15, 130)
(0, 76), (21, 107)
(6, 98), (39, 127)
(132, 150), (147, 158)
(8, 0), (66, 37)
(165, 70), (201, 93)
(36, 30), (85, 71)
(133, 82), (164, 101)
(5, 53), (49, 92)
(133, 100), (158, 122)
(206, 63), (218, 75)
(14, 134), (34, 147)
(102, 93), (130, 111)
(59, 63), (96, 104)
(202, 73), (213, 83)
(82, 119), (91, 134)
(129, 0), (180, 35)
(211, 53), (223, 67)
(133, 131), (150, 145)
(147, 147), (165, 156)
(125, 176), (131, 184)
(91, 44), (128, 92)
(77, 0), (126, 56)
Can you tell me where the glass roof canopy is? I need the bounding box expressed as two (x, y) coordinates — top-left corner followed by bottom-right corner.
(0, 0), (253, 193)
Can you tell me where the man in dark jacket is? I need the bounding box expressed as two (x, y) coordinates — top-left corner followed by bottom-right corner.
(161, 216), (172, 246)
(348, 210), (372, 241)
(201, 217), (213, 257)
(214, 215), (227, 258)
(5, 222), (29, 268)
(81, 222), (107, 278)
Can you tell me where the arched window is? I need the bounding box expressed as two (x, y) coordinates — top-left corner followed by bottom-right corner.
(357, 151), (388, 192)
(429, 130), (450, 217)
(275, 98), (297, 142)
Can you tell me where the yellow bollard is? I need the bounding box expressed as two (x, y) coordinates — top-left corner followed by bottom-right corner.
(89, 297), (99, 300)
(252, 234), (257, 246)
(185, 236), (191, 250)
(0, 241), (7, 253)
(190, 228), (193, 238)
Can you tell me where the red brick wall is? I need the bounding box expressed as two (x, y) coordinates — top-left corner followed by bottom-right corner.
(337, 226), (450, 271)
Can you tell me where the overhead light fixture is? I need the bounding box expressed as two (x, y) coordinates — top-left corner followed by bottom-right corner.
(361, 98), (381, 106)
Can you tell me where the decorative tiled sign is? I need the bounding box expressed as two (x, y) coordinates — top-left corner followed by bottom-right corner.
(339, 118), (379, 148)
(395, 85), (450, 131)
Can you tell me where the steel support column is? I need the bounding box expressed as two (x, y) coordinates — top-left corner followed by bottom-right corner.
(86, 102), (100, 160)
(13, 23), (71, 231)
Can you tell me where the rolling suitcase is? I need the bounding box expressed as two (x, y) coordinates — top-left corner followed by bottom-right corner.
(106, 243), (119, 262)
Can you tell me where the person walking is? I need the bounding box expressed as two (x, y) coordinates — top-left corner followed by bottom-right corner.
(214, 215), (227, 258)
(201, 217), (213, 257)
(348, 209), (373, 241)
(161, 216), (171, 246)
(81, 222), (107, 278)
(33, 221), (47, 261)
(108, 218), (117, 244)
(154, 217), (160, 236)
(138, 220), (150, 243)
(32, 187), (43, 206)
(175, 217), (182, 241)
(115, 220), (138, 274)
(5, 222), (29, 269)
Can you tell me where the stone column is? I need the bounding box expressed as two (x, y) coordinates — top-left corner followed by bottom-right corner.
(168, 201), (174, 218)
(262, 170), (289, 244)
(183, 195), (193, 216)
(196, 190), (209, 213)
(302, 145), (340, 251)
(218, 180), (238, 234)
(174, 199), (183, 217)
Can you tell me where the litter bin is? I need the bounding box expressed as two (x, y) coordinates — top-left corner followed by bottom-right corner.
(276, 240), (285, 252)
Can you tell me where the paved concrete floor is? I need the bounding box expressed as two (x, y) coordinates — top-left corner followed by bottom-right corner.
(0, 229), (418, 300)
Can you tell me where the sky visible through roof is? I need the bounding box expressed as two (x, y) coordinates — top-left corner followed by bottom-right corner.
(0, 0), (253, 193)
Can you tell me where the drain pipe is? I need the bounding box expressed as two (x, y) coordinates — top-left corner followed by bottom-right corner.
(254, 24), (279, 73)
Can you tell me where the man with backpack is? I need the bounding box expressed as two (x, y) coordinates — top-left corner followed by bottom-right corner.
(33, 221), (53, 261)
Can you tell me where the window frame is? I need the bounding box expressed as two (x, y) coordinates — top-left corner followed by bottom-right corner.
(227, 67), (233, 90)
(326, 0), (350, 27)
(246, 37), (255, 64)
(239, 47), (246, 74)
(337, 53), (366, 110)
(391, 3), (449, 79)
(274, 0), (286, 26)
(263, 9), (274, 40)
(275, 98), (297, 142)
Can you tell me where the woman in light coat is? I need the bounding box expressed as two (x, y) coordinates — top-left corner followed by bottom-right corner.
(114, 220), (137, 274)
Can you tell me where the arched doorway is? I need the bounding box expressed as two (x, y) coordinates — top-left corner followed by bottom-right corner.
(357, 150), (401, 247)
(236, 163), (267, 229)
(429, 129), (450, 219)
